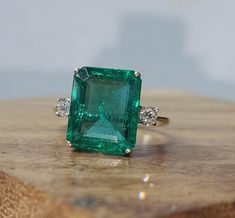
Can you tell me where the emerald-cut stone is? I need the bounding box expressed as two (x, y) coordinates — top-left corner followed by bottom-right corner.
(66, 66), (142, 156)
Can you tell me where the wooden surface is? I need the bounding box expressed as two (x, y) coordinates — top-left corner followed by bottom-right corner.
(0, 91), (235, 218)
(0, 172), (92, 218)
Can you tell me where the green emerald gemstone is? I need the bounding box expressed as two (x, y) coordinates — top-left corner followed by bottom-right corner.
(66, 66), (142, 156)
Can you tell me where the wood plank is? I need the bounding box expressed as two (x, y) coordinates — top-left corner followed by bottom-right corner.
(0, 91), (235, 217)
(0, 172), (92, 218)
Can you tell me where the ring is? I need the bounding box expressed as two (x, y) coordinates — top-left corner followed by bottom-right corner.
(55, 66), (169, 156)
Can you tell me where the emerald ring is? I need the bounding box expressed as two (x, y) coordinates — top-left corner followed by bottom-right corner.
(55, 66), (169, 156)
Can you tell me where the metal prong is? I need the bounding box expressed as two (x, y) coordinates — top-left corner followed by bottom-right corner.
(151, 121), (157, 126)
(125, 149), (132, 155)
(74, 68), (80, 74)
(55, 111), (60, 117)
(57, 97), (66, 103)
(134, 71), (141, 78)
(155, 108), (160, 113)
(67, 141), (72, 147)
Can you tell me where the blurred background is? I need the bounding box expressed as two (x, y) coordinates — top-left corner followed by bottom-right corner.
(0, 0), (235, 101)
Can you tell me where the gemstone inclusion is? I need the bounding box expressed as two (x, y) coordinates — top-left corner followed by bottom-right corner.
(66, 67), (142, 156)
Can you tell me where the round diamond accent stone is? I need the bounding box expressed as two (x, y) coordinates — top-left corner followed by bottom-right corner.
(139, 106), (160, 126)
(55, 98), (71, 117)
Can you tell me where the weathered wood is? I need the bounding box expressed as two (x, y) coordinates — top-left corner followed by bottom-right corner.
(165, 201), (235, 218)
(0, 172), (92, 218)
(0, 91), (235, 218)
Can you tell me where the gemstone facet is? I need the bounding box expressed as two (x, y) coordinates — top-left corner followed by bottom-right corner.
(66, 66), (142, 156)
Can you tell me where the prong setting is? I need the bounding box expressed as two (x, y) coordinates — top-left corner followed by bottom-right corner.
(74, 67), (80, 74)
(125, 148), (132, 155)
(139, 106), (160, 126)
(67, 141), (72, 147)
(134, 71), (141, 78)
(55, 98), (71, 117)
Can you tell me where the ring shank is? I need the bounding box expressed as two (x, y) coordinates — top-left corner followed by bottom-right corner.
(156, 116), (169, 126)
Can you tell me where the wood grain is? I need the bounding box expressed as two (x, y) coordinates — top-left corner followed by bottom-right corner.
(0, 172), (92, 218)
(0, 91), (235, 218)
